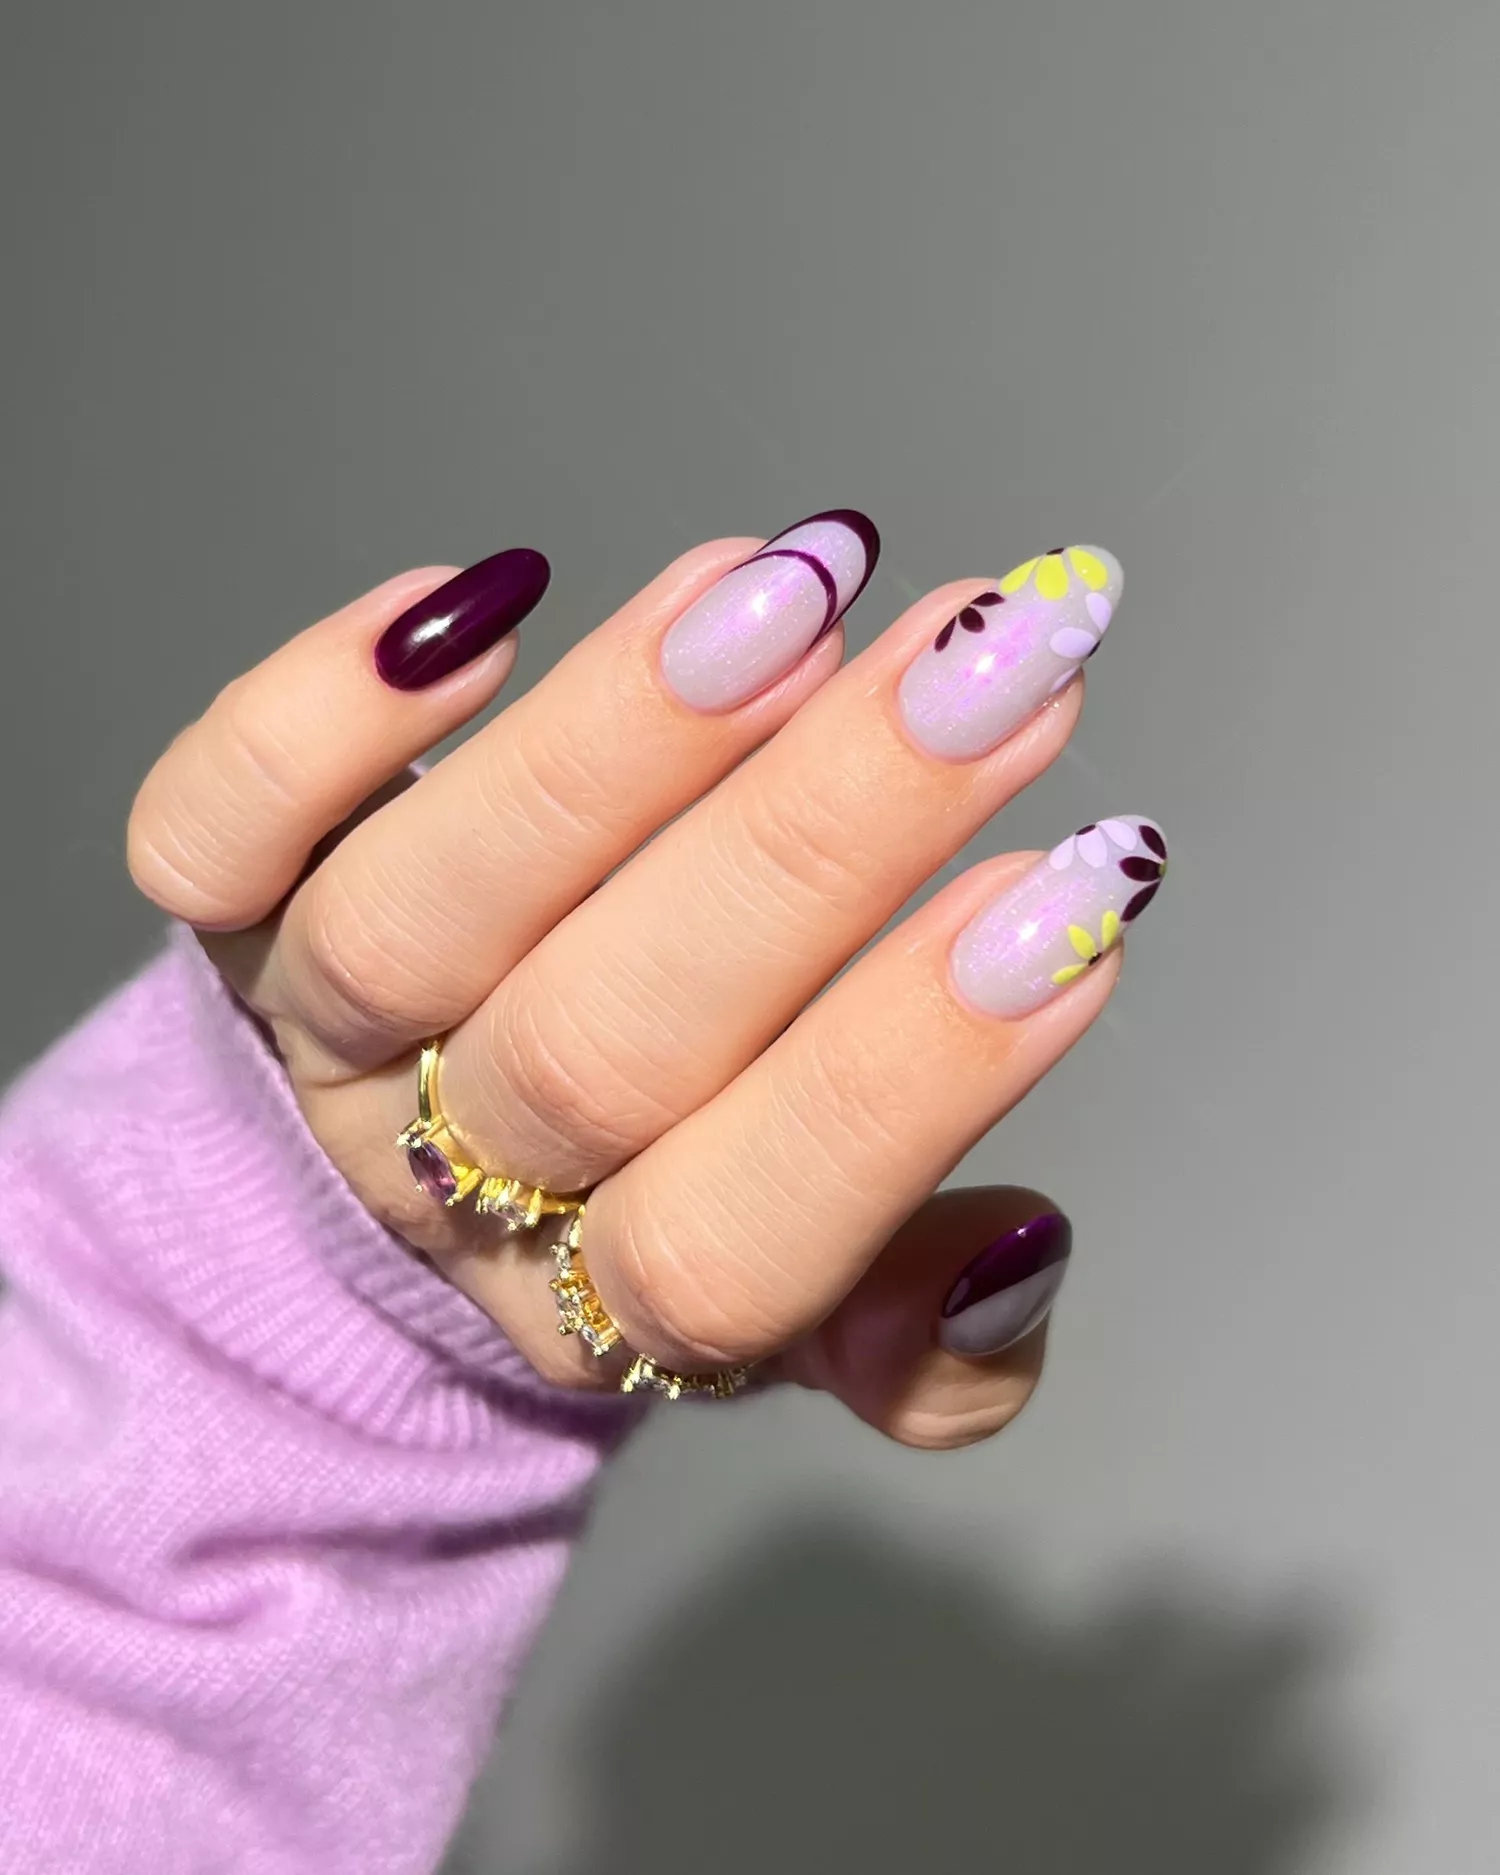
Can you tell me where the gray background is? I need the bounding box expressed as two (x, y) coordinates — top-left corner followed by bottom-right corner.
(4, 2), (1496, 1870)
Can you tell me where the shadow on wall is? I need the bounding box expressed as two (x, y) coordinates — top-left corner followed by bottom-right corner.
(461, 1518), (1359, 1875)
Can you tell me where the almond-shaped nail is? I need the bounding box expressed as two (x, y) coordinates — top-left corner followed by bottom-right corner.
(951, 815), (1168, 1017)
(898, 546), (1123, 761)
(375, 548), (551, 691)
(660, 510), (880, 711)
(939, 1211), (1072, 1356)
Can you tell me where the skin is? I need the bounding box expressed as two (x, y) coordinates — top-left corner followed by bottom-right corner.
(129, 540), (1128, 1449)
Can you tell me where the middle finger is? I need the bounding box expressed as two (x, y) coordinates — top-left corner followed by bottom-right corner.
(440, 545), (1124, 1189)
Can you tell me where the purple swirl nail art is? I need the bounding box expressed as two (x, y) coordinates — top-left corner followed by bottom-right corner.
(659, 510), (880, 712)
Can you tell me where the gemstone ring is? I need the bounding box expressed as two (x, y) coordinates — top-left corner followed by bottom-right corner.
(396, 1039), (586, 1231)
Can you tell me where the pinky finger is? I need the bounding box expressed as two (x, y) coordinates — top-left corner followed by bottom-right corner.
(782, 1187), (1068, 1450)
(127, 553), (547, 930)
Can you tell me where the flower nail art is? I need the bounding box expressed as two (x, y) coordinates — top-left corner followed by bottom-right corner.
(1000, 545), (1114, 604)
(1118, 822), (1168, 923)
(897, 544), (1123, 762)
(1050, 910), (1123, 986)
(1047, 817), (1141, 871)
(660, 510), (880, 712)
(931, 589), (1006, 652)
(950, 813), (1169, 1018)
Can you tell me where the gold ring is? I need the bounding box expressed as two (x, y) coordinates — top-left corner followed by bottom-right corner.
(397, 1039), (586, 1230)
(548, 1209), (751, 1401)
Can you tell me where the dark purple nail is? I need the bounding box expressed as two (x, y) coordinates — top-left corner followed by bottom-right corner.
(938, 1211), (1072, 1357)
(374, 548), (551, 691)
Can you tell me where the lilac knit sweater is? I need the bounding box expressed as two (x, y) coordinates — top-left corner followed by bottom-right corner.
(0, 931), (642, 1872)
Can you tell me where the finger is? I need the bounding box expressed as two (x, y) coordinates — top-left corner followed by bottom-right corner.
(582, 814), (1168, 1370)
(781, 1187), (1068, 1450)
(435, 545), (1118, 1191)
(128, 557), (544, 930)
(265, 513), (878, 1065)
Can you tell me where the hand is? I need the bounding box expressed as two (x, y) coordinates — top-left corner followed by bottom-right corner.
(128, 517), (1164, 1446)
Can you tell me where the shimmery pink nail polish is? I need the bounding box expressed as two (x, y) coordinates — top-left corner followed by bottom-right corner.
(659, 510), (879, 712)
(898, 546), (1123, 761)
(951, 815), (1167, 1017)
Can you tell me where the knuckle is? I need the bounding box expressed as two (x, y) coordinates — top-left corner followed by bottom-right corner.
(291, 874), (433, 1042)
(499, 1003), (645, 1168)
(472, 725), (631, 874)
(214, 676), (314, 820)
(729, 784), (875, 928)
(796, 1021), (912, 1174)
(605, 1205), (781, 1370)
(127, 764), (244, 927)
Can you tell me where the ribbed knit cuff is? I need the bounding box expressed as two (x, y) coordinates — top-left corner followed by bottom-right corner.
(3, 930), (642, 1453)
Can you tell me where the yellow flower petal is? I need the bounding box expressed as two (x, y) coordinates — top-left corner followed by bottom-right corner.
(1067, 924), (1098, 961)
(999, 556), (1039, 596)
(1101, 908), (1121, 950)
(1035, 555), (1070, 600)
(1068, 548), (1110, 590)
(1051, 962), (1089, 986)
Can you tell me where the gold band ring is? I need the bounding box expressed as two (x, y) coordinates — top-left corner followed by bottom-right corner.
(397, 1039), (586, 1231)
(549, 1209), (751, 1401)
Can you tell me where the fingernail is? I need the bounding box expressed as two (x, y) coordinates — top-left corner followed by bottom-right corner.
(660, 510), (880, 711)
(939, 1211), (1072, 1356)
(951, 815), (1168, 1018)
(374, 548), (551, 691)
(898, 545), (1123, 761)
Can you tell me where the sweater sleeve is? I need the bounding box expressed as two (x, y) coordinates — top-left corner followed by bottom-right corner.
(0, 930), (643, 1875)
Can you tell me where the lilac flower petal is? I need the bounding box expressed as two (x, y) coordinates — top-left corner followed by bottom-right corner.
(1050, 626), (1097, 661)
(1100, 817), (1137, 850)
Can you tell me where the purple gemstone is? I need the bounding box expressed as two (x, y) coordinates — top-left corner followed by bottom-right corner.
(405, 1138), (457, 1204)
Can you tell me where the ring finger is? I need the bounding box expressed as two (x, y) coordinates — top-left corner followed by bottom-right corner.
(575, 815), (1166, 1373)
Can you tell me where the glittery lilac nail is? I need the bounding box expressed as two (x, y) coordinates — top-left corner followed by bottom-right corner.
(898, 546), (1123, 761)
(939, 1211), (1072, 1356)
(951, 815), (1168, 1018)
(659, 510), (880, 712)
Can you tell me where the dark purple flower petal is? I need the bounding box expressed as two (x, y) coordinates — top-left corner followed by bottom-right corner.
(1122, 883), (1159, 922)
(1140, 824), (1167, 860)
(1120, 855), (1162, 881)
(959, 607), (985, 632)
(1076, 823), (1096, 835)
(934, 619), (955, 652)
(973, 590), (1004, 606)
